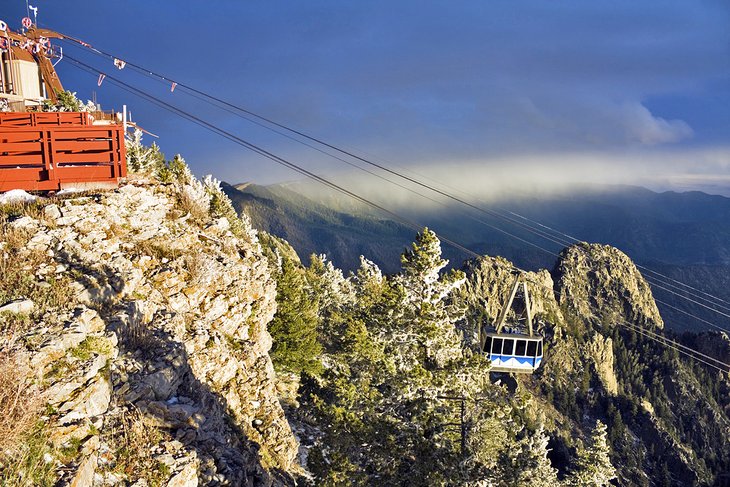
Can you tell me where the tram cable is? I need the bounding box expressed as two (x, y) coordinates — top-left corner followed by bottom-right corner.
(618, 321), (729, 370)
(63, 55), (486, 264)
(56, 38), (582, 250)
(618, 321), (729, 374)
(654, 298), (730, 335)
(63, 54), (729, 376)
(56, 34), (730, 322)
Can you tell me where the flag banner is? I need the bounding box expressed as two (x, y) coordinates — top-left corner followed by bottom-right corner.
(97, 73), (106, 86)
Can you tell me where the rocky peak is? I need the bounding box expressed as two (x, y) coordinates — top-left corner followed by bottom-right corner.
(553, 242), (663, 329)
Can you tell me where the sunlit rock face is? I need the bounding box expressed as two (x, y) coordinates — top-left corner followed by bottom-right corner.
(1, 178), (298, 486)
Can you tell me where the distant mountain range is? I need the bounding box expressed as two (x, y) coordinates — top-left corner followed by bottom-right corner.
(221, 182), (415, 271)
(223, 181), (730, 333)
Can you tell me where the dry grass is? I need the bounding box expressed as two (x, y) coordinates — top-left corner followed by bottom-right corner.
(0, 224), (32, 252)
(121, 304), (161, 354)
(0, 201), (45, 222)
(184, 252), (213, 287)
(133, 238), (184, 262)
(0, 422), (55, 486)
(0, 223), (73, 335)
(0, 350), (50, 487)
(0, 350), (42, 454)
(103, 409), (171, 485)
(105, 221), (126, 240)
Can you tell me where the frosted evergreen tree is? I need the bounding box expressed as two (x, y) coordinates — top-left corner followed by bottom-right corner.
(125, 129), (164, 173)
(393, 227), (466, 369)
(268, 253), (322, 374)
(565, 420), (616, 486)
(308, 254), (355, 314)
(495, 426), (559, 487)
(302, 230), (510, 485)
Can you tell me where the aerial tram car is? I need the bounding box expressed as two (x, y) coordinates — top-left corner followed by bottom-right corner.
(481, 274), (544, 373)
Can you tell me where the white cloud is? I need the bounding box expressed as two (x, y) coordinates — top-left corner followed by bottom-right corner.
(621, 103), (694, 145)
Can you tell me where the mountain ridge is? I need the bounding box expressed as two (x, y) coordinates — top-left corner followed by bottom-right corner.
(224, 180), (730, 333)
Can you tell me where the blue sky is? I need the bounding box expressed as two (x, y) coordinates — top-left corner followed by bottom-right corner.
(4, 1), (730, 194)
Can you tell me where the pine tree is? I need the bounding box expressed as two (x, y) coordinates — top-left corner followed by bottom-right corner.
(301, 230), (511, 485)
(393, 228), (466, 369)
(495, 426), (560, 487)
(268, 254), (322, 374)
(565, 420), (617, 486)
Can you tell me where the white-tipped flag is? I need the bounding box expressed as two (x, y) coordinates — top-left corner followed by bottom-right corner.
(97, 73), (106, 87)
(114, 58), (126, 70)
(170, 82), (177, 93)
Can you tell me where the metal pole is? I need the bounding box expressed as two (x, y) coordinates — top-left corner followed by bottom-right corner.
(122, 104), (127, 132)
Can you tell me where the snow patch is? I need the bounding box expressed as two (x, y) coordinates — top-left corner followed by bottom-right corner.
(0, 189), (37, 204)
(57, 188), (84, 195)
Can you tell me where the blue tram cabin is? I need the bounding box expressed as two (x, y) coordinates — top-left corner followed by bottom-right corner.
(483, 331), (543, 373)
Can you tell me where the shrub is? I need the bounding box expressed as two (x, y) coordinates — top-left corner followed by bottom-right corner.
(103, 410), (171, 485)
(125, 130), (165, 174)
(202, 175), (258, 243)
(0, 350), (42, 454)
(42, 90), (95, 113)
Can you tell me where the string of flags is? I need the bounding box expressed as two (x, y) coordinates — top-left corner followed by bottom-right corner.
(100, 57), (178, 93)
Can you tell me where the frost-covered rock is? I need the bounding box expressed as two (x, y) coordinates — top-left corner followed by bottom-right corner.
(0, 179), (298, 485)
(0, 298), (35, 315)
(0, 189), (37, 204)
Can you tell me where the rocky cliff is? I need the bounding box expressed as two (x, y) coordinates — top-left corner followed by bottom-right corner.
(458, 243), (729, 486)
(554, 242), (664, 330)
(0, 176), (299, 485)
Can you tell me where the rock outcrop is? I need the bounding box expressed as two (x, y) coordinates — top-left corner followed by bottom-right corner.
(459, 243), (729, 485)
(554, 242), (663, 329)
(0, 179), (298, 485)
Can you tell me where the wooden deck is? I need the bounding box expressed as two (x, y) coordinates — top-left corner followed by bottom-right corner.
(0, 112), (127, 192)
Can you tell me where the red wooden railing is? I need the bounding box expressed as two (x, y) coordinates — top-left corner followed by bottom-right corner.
(0, 112), (92, 127)
(0, 112), (127, 192)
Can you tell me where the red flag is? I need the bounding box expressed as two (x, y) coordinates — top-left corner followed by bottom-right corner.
(170, 82), (177, 93)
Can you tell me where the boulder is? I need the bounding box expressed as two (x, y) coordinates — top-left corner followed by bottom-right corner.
(0, 298), (35, 315)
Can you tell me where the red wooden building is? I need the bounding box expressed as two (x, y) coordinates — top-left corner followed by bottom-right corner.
(0, 21), (127, 192)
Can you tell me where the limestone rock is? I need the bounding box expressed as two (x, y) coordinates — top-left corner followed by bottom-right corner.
(43, 203), (63, 220)
(2, 179), (299, 485)
(69, 452), (97, 487)
(554, 243), (663, 329)
(58, 376), (111, 423)
(167, 461), (199, 487)
(586, 333), (618, 395)
(0, 298), (35, 314)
